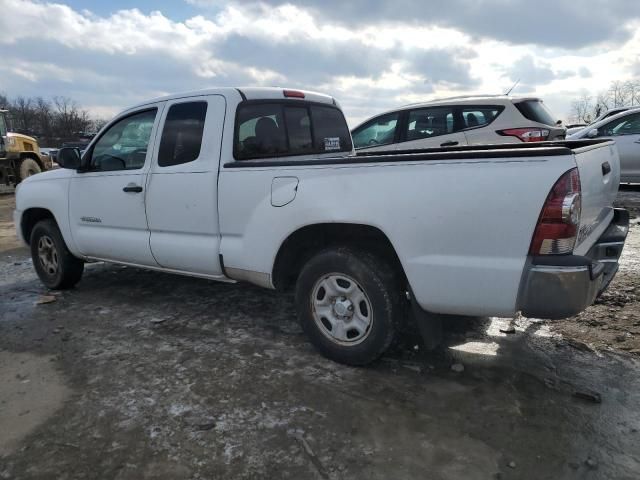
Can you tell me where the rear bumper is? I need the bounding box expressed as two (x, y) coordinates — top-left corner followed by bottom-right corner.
(518, 208), (629, 319)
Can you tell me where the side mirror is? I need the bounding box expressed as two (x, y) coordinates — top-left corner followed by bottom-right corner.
(57, 147), (81, 169)
(587, 129), (599, 139)
(556, 120), (562, 126)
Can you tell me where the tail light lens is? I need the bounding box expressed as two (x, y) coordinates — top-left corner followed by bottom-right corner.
(529, 168), (581, 255)
(497, 128), (550, 142)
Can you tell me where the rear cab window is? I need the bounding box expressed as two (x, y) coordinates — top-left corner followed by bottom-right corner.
(513, 100), (556, 126)
(234, 101), (352, 160)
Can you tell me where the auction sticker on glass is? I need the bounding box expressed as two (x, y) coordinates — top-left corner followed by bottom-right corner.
(324, 137), (341, 150)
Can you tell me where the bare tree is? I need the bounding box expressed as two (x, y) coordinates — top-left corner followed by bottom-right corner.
(608, 81), (629, 108)
(570, 78), (640, 123)
(12, 96), (36, 133)
(624, 80), (640, 106)
(570, 92), (593, 123)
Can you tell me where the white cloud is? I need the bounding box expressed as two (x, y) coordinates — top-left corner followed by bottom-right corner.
(1, 0), (639, 125)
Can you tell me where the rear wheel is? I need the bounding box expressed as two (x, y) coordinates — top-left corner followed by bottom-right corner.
(19, 158), (41, 181)
(295, 247), (402, 365)
(30, 219), (84, 289)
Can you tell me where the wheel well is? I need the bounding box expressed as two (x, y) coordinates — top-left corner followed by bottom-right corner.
(21, 208), (55, 245)
(272, 223), (406, 291)
(20, 152), (44, 170)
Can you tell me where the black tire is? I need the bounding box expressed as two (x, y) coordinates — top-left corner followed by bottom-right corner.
(295, 247), (402, 365)
(30, 219), (84, 289)
(19, 158), (41, 181)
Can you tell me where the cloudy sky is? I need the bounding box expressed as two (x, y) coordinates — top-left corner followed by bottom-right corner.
(1, 0), (640, 126)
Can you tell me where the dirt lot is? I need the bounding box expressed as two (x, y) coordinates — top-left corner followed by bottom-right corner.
(1, 188), (640, 479)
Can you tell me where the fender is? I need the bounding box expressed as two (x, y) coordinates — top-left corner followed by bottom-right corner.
(15, 169), (80, 256)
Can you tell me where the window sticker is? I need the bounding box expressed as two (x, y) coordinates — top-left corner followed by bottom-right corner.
(324, 137), (341, 151)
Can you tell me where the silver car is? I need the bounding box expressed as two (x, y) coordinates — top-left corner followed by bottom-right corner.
(569, 107), (640, 183)
(351, 95), (566, 152)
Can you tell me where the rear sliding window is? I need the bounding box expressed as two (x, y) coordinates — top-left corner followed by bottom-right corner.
(234, 102), (352, 160)
(514, 100), (556, 126)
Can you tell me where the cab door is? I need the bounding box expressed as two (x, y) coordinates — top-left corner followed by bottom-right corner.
(397, 106), (467, 150)
(68, 105), (163, 265)
(144, 95), (227, 276)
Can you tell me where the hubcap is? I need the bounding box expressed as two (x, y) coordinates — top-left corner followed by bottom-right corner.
(310, 273), (373, 345)
(37, 235), (59, 276)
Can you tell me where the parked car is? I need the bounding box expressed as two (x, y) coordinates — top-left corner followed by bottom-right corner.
(15, 87), (627, 365)
(566, 107), (634, 136)
(351, 95), (566, 152)
(569, 107), (640, 183)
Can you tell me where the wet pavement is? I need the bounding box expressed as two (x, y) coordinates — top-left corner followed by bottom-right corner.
(1, 191), (640, 479)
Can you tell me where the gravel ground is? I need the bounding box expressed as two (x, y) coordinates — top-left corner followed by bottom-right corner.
(1, 189), (640, 479)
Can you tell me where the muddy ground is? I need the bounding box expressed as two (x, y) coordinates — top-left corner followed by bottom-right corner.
(1, 188), (640, 479)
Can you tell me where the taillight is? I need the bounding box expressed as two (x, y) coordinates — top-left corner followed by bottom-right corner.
(529, 168), (581, 255)
(283, 89), (305, 98)
(497, 128), (549, 142)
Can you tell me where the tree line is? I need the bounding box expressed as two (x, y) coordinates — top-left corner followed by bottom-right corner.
(570, 79), (640, 124)
(0, 93), (108, 147)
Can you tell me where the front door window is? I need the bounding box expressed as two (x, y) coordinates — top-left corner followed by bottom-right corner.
(89, 109), (157, 171)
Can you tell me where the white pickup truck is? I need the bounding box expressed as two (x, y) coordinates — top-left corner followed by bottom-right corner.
(14, 87), (629, 365)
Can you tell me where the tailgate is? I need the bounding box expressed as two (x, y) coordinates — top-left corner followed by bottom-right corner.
(573, 141), (620, 255)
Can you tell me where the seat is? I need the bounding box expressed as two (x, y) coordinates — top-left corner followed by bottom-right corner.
(255, 117), (284, 154)
(466, 113), (479, 128)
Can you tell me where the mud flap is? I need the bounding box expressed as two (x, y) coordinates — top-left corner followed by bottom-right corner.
(409, 288), (443, 350)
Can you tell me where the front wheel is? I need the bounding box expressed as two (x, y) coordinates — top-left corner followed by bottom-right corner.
(295, 247), (402, 365)
(30, 219), (84, 289)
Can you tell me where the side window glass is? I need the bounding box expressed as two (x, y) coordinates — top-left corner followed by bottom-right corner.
(603, 113), (640, 136)
(284, 106), (313, 154)
(158, 102), (207, 167)
(235, 104), (287, 159)
(352, 113), (399, 149)
(406, 108), (454, 140)
(460, 106), (502, 130)
(90, 109), (157, 171)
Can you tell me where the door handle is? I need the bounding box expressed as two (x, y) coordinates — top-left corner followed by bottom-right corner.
(601, 161), (611, 176)
(123, 183), (143, 193)
(440, 141), (458, 147)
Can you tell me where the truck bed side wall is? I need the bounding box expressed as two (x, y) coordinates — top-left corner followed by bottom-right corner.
(219, 155), (576, 317)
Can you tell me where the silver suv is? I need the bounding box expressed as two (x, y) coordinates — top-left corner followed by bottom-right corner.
(351, 95), (566, 151)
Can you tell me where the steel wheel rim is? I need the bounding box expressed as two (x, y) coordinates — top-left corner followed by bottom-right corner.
(37, 235), (58, 276)
(310, 273), (373, 346)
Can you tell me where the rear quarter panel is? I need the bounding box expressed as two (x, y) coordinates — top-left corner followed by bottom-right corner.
(219, 154), (576, 317)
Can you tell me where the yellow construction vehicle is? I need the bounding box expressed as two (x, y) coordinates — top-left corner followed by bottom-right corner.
(0, 109), (51, 185)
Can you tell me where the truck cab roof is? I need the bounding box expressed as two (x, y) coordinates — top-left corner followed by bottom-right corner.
(126, 87), (338, 114)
